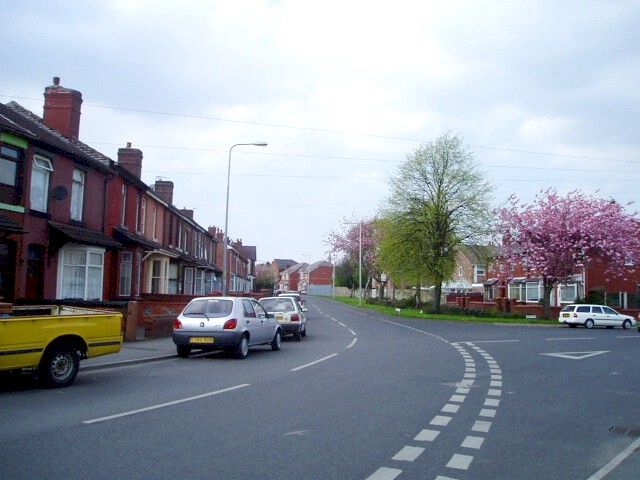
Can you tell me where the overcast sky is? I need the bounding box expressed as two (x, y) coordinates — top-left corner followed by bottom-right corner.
(2, 1), (639, 263)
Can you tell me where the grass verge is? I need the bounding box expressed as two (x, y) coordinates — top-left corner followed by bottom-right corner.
(330, 296), (558, 326)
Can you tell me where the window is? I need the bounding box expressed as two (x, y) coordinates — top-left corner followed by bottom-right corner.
(195, 269), (204, 295)
(559, 284), (577, 303)
(509, 283), (523, 301)
(476, 265), (486, 276)
(242, 299), (256, 318)
(168, 263), (178, 294)
(119, 252), (132, 296)
(525, 282), (540, 302)
(137, 197), (146, 234)
(70, 169), (85, 221)
(30, 155), (53, 212)
(458, 266), (463, 276)
(151, 260), (162, 293)
(603, 306), (618, 315)
(183, 267), (194, 295)
(57, 245), (104, 300)
(0, 145), (23, 205)
(177, 224), (183, 250)
(120, 185), (127, 226)
(576, 306), (590, 313)
(591, 306), (603, 314)
(152, 204), (158, 240)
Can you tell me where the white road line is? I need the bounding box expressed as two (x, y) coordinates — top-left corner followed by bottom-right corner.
(479, 408), (497, 418)
(465, 368), (476, 373)
(347, 338), (358, 349)
(414, 429), (440, 442)
(430, 415), (453, 426)
(469, 339), (520, 344)
(488, 389), (502, 396)
(291, 353), (338, 372)
(366, 467), (403, 480)
(392, 446), (425, 462)
(585, 436), (640, 480)
(461, 435), (485, 449)
(435, 476), (458, 480)
(450, 394), (466, 403)
(547, 337), (595, 341)
(83, 384), (250, 424)
(491, 375), (502, 380)
(338, 321), (347, 327)
(447, 454), (473, 470)
(442, 404), (460, 413)
(458, 379), (474, 387)
(349, 328), (356, 336)
(490, 380), (503, 387)
(484, 398), (500, 407)
(490, 368), (501, 374)
(456, 387), (470, 394)
(615, 335), (640, 339)
(472, 420), (492, 433)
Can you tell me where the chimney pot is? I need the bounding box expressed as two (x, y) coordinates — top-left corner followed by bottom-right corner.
(53, 76), (60, 86)
(126, 142), (132, 148)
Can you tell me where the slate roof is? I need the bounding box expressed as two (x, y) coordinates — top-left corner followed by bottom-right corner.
(307, 260), (332, 272)
(274, 259), (297, 271)
(0, 102), (112, 172)
(242, 245), (257, 262)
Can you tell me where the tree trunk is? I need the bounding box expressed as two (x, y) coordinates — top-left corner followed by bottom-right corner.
(415, 282), (422, 308)
(542, 283), (554, 320)
(434, 281), (443, 313)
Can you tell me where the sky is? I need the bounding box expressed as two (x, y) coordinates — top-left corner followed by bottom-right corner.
(2, 1), (639, 264)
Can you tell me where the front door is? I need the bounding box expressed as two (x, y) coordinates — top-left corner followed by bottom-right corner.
(25, 244), (45, 300)
(0, 239), (16, 301)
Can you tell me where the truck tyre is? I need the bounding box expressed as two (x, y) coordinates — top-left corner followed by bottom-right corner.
(39, 347), (79, 388)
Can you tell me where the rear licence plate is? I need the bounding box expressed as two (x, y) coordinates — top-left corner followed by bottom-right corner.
(562, 313), (570, 318)
(190, 336), (214, 344)
(276, 314), (284, 320)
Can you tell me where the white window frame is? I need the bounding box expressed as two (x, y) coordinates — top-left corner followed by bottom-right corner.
(119, 251), (133, 296)
(152, 204), (158, 241)
(30, 155), (53, 212)
(56, 244), (105, 300)
(525, 281), (541, 303)
(120, 184), (127, 226)
(558, 283), (578, 304)
(508, 283), (523, 301)
(70, 169), (85, 221)
(184, 267), (194, 295)
(138, 197), (146, 235)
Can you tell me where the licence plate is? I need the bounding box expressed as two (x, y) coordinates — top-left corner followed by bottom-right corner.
(276, 314), (284, 320)
(562, 313), (570, 318)
(190, 336), (214, 344)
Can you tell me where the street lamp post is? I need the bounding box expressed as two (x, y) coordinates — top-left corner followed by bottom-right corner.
(222, 142), (267, 295)
(358, 221), (362, 307)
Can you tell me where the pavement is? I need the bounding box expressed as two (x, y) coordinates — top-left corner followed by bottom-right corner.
(81, 336), (176, 370)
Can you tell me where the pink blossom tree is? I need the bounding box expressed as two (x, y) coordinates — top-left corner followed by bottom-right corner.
(496, 189), (640, 319)
(328, 218), (381, 297)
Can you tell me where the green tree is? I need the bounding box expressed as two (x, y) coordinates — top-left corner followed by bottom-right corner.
(334, 257), (357, 295)
(384, 133), (493, 312)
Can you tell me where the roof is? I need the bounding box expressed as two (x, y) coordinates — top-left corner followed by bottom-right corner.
(458, 244), (497, 265)
(307, 260), (332, 272)
(284, 262), (307, 274)
(0, 214), (25, 234)
(274, 259), (297, 270)
(242, 246), (257, 261)
(0, 102), (112, 173)
(49, 221), (121, 249)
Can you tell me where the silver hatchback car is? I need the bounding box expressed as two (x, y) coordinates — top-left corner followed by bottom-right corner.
(173, 297), (282, 359)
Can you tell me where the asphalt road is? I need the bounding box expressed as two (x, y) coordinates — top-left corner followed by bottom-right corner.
(1, 296), (639, 480)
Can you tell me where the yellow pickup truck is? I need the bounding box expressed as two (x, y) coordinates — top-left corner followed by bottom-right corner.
(0, 305), (123, 388)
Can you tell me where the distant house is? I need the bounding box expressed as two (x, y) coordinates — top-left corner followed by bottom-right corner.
(306, 260), (333, 295)
(446, 244), (496, 296)
(279, 262), (307, 292)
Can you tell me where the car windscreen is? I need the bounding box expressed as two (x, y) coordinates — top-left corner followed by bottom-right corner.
(560, 305), (575, 312)
(182, 299), (233, 317)
(260, 298), (295, 312)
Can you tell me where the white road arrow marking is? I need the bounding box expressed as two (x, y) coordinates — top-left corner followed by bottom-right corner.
(540, 351), (609, 360)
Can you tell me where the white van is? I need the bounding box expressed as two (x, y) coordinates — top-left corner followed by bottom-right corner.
(558, 304), (636, 329)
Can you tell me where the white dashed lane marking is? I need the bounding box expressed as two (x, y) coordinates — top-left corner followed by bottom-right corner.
(442, 404), (460, 413)
(447, 454), (473, 470)
(365, 467), (402, 480)
(347, 338), (357, 349)
(472, 420), (492, 433)
(391, 446), (425, 462)
(430, 415), (453, 427)
(461, 436), (485, 450)
(414, 429), (440, 442)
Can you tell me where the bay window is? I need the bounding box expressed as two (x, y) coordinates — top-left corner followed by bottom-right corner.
(57, 244), (104, 300)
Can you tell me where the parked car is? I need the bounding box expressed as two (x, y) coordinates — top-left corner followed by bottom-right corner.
(259, 296), (307, 341)
(559, 304), (636, 329)
(173, 297), (282, 359)
(278, 291), (307, 312)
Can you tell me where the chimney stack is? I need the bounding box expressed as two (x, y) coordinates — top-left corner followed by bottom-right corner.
(154, 180), (174, 205)
(43, 77), (83, 139)
(180, 208), (194, 220)
(118, 142), (143, 178)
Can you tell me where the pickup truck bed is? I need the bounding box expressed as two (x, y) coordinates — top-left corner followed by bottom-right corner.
(0, 305), (123, 387)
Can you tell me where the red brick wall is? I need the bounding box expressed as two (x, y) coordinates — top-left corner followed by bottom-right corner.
(309, 266), (332, 285)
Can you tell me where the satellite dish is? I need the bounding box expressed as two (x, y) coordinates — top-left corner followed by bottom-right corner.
(52, 186), (68, 200)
